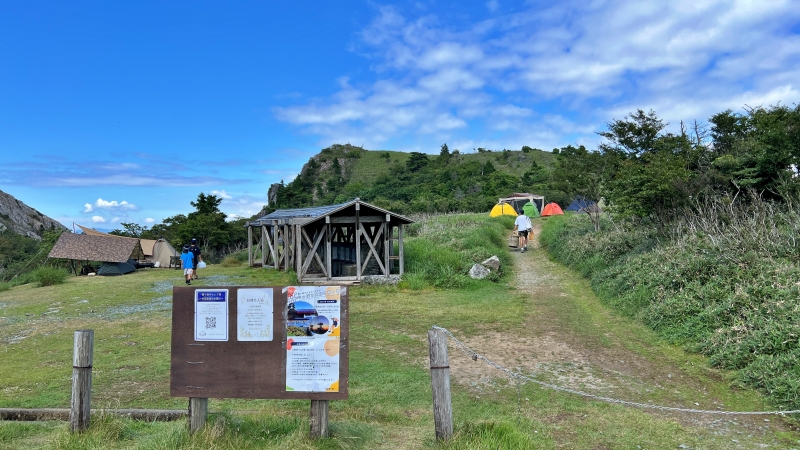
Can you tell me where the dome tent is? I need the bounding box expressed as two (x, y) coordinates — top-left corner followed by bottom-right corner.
(489, 203), (517, 217)
(522, 201), (539, 218)
(541, 202), (564, 217)
(96, 259), (137, 276)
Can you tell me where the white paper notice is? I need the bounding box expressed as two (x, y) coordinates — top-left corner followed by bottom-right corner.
(194, 289), (229, 341)
(285, 286), (342, 392)
(237, 288), (274, 341)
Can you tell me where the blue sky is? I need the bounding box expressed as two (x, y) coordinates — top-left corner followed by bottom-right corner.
(1, 1), (799, 230)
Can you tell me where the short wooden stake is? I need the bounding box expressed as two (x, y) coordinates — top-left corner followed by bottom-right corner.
(428, 328), (453, 441)
(309, 400), (329, 438)
(70, 330), (94, 433)
(188, 398), (208, 434)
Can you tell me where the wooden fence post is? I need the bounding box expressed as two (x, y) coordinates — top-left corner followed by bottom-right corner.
(70, 330), (94, 433)
(428, 327), (453, 441)
(188, 398), (208, 433)
(309, 400), (329, 439)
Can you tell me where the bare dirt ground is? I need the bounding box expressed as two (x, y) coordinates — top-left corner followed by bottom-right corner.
(447, 223), (799, 446)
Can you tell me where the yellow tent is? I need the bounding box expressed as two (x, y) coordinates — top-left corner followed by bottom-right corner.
(489, 203), (517, 217)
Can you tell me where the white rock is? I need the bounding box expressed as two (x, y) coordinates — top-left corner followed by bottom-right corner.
(469, 264), (490, 279)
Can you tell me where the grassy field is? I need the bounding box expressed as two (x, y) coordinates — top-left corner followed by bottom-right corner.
(1, 213), (799, 449)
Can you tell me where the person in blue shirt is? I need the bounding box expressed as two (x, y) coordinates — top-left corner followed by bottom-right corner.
(180, 244), (195, 285)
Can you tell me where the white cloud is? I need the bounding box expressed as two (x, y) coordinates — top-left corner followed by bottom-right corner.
(210, 189), (233, 200)
(275, 1), (800, 151)
(91, 216), (106, 223)
(87, 198), (138, 211)
(145, 218), (155, 223)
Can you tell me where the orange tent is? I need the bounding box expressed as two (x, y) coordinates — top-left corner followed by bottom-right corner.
(541, 202), (564, 217)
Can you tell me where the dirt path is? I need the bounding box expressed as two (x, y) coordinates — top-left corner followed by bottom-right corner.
(447, 223), (798, 447)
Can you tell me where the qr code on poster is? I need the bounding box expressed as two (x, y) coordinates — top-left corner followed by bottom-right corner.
(205, 316), (216, 329)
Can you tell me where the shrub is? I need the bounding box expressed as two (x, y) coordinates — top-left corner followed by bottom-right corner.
(0, 282), (9, 292)
(32, 266), (69, 287)
(221, 255), (244, 267)
(540, 199), (800, 410)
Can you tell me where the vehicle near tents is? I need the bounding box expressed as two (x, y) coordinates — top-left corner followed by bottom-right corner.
(97, 259), (138, 276)
(498, 192), (545, 214)
(541, 202), (564, 217)
(522, 201), (539, 218)
(565, 196), (600, 214)
(76, 224), (178, 267)
(490, 203), (518, 217)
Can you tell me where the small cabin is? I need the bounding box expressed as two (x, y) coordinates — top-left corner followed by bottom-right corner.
(245, 199), (413, 284)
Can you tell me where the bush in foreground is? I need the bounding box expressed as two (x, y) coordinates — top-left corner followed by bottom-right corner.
(32, 266), (69, 287)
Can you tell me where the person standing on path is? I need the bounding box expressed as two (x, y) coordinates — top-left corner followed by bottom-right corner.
(514, 213), (532, 252)
(189, 238), (203, 279)
(180, 244), (194, 285)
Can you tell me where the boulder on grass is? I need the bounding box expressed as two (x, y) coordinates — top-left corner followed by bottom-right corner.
(362, 275), (401, 286)
(469, 264), (490, 279)
(481, 256), (501, 271)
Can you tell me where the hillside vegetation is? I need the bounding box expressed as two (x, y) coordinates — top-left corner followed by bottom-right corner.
(540, 194), (800, 410)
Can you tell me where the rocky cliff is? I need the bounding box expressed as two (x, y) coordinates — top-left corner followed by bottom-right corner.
(0, 190), (67, 240)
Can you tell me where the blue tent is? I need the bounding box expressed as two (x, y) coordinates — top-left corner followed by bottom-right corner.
(566, 196), (598, 212)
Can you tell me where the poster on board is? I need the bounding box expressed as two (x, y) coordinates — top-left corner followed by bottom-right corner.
(285, 286), (343, 392)
(237, 288), (274, 341)
(194, 289), (229, 341)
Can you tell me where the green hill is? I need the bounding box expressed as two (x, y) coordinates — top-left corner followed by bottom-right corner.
(268, 144), (559, 214)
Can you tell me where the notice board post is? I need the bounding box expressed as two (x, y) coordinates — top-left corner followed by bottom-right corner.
(171, 286), (348, 437)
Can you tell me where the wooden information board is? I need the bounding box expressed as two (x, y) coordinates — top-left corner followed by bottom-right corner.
(170, 285), (348, 400)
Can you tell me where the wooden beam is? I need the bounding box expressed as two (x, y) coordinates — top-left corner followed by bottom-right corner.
(359, 222), (387, 275)
(300, 227), (327, 278)
(355, 211), (361, 279)
(247, 225), (253, 267)
(326, 222), (332, 281)
(399, 224), (404, 276)
(329, 215), (384, 224)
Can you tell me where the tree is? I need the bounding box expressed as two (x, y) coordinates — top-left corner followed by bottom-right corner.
(406, 152), (429, 172)
(598, 109), (667, 157)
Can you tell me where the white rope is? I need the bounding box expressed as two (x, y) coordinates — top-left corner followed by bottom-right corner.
(432, 326), (800, 416)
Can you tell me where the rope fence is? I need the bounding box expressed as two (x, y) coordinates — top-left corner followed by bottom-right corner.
(432, 326), (800, 416)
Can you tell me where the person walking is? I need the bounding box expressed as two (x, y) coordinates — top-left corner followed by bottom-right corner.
(180, 244), (194, 285)
(514, 212), (532, 252)
(189, 238), (202, 279)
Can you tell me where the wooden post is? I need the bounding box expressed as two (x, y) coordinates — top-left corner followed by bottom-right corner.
(247, 225), (253, 267)
(283, 223), (289, 272)
(428, 328), (453, 441)
(355, 202), (361, 280)
(309, 400), (329, 439)
(188, 397), (208, 434)
(70, 330), (94, 433)
(398, 224), (404, 276)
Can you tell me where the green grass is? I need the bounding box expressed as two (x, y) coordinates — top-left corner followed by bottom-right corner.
(1, 213), (798, 449)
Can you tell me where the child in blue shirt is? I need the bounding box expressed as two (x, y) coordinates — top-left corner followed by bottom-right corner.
(180, 244), (194, 285)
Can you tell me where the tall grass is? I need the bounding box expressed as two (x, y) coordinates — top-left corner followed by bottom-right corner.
(540, 195), (800, 410)
(403, 213), (515, 289)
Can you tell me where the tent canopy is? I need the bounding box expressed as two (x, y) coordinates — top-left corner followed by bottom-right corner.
(541, 203), (565, 217)
(498, 193), (545, 213)
(76, 224), (177, 266)
(49, 233), (144, 263)
(490, 203), (517, 217)
(97, 259), (137, 276)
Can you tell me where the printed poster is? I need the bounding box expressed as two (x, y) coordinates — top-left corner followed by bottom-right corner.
(285, 286), (343, 392)
(237, 288), (274, 341)
(194, 289), (229, 341)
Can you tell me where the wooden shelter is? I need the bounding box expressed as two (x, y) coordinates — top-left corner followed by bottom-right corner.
(245, 199), (413, 284)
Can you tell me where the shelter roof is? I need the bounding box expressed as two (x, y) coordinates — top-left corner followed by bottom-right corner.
(49, 233), (143, 263)
(499, 192), (544, 202)
(249, 198), (413, 226)
(76, 224), (167, 256)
